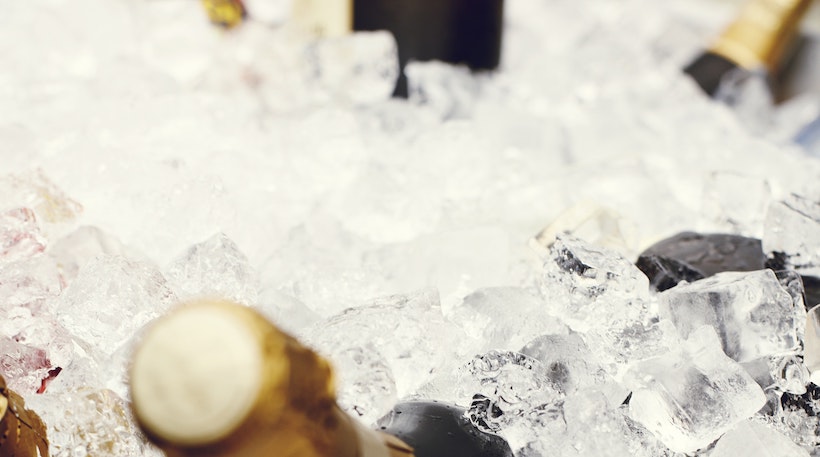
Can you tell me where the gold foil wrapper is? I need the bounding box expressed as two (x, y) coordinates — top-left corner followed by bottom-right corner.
(200, 0), (247, 29)
(0, 375), (50, 457)
(710, 0), (812, 72)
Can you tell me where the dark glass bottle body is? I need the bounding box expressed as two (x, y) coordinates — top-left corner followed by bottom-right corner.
(376, 400), (514, 457)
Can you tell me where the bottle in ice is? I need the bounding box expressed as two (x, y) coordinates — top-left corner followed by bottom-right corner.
(376, 400), (514, 457)
(683, 0), (812, 96)
(635, 232), (766, 291)
(0, 373), (50, 457)
(291, 0), (504, 97)
(130, 298), (414, 457)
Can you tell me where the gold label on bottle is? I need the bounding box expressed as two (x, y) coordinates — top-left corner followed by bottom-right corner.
(291, 0), (353, 37)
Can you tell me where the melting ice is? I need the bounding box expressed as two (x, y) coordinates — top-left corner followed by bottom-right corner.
(3, 0), (820, 456)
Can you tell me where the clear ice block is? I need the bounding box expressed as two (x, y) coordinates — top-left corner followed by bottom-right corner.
(658, 269), (798, 363)
(26, 388), (163, 457)
(164, 232), (258, 305)
(302, 290), (462, 419)
(538, 234), (650, 331)
(711, 419), (810, 457)
(55, 255), (177, 357)
(449, 286), (568, 352)
(763, 194), (820, 277)
(0, 207), (47, 264)
(625, 326), (766, 453)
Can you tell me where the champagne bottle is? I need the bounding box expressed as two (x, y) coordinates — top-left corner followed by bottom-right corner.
(636, 232), (766, 291)
(291, 0), (504, 97)
(684, 0), (812, 96)
(636, 231), (820, 309)
(376, 401), (514, 457)
(0, 373), (50, 457)
(130, 299), (414, 457)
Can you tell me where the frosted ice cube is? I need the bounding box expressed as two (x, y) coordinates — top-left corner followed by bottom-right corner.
(451, 287), (568, 352)
(332, 345), (397, 426)
(0, 170), (83, 238)
(539, 234), (650, 330)
(254, 287), (321, 335)
(0, 207), (47, 264)
(530, 201), (640, 259)
(0, 336), (52, 394)
(55, 255), (177, 357)
(582, 319), (678, 371)
(303, 290), (462, 399)
(461, 351), (564, 451)
(0, 255), (63, 309)
(804, 305), (820, 376)
(703, 172), (771, 237)
(311, 31), (399, 106)
(164, 232), (258, 305)
(659, 269), (798, 362)
(764, 194), (820, 277)
(26, 388), (163, 457)
(626, 326), (766, 453)
(711, 419), (810, 457)
(406, 61), (480, 120)
(519, 332), (609, 395)
(48, 225), (132, 284)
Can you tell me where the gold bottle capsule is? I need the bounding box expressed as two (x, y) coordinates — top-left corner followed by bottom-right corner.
(0, 374), (50, 457)
(130, 298), (414, 457)
(200, 0), (247, 29)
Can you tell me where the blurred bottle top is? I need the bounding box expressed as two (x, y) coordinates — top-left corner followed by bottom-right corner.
(685, 0), (813, 96)
(291, 0), (504, 97)
(201, 0), (247, 29)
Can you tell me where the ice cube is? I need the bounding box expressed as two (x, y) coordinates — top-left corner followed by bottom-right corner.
(55, 255), (177, 358)
(539, 234), (650, 330)
(302, 290), (462, 400)
(711, 419), (810, 457)
(530, 201), (640, 259)
(0, 207), (47, 264)
(625, 326), (766, 453)
(47, 225), (132, 284)
(331, 345), (398, 426)
(0, 170), (83, 238)
(519, 332), (609, 395)
(406, 61), (480, 120)
(310, 31), (399, 106)
(702, 172), (771, 237)
(764, 194), (820, 277)
(451, 287), (568, 352)
(659, 269), (799, 363)
(164, 232), (258, 305)
(461, 351), (564, 451)
(26, 388), (163, 457)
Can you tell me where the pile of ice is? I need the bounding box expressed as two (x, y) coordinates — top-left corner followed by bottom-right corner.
(3, 0), (820, 456)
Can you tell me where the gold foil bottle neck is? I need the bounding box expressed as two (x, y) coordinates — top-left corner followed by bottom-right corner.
(130, 298), (413, 457)
(710, 0), (812, 72)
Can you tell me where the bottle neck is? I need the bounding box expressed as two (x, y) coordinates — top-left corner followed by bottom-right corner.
(710, 0), (812, 72)
(131, 299), (413, 457)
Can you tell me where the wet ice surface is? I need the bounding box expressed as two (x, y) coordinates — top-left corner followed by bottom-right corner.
(4, 0), (820, 456)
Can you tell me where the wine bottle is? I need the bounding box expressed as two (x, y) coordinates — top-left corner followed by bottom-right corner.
(291, 0), (504, 97)
(684, 0), (812, 96)
(376, 400), (514, 457)
(636, 232), (766, 291)
(130, 298), (414, 457)
(636, 231), (820, 309)
(200, 0), (247, 29)
(0, 374), (50, 457)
